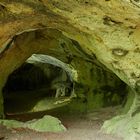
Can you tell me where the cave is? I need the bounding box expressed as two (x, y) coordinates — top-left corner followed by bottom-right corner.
(2, 54), (128, 119)
(0, 29), (133, 140)
(0, 1), (140, 140)
(2, 56), (75, 115)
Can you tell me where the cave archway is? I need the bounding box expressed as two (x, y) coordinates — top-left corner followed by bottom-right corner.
(2, 54), (76, 116)
(2, 53), (128, 118)
(0, 29), (129, 120)
(0, 1), (140, 139)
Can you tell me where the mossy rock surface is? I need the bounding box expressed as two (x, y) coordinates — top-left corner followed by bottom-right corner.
(0, 115), (66, 132)
(102, 114), (140, 140)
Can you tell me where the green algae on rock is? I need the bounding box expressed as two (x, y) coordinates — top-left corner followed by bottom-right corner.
(0, 115), (66, 132)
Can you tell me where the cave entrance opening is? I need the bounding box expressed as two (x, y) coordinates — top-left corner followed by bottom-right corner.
(2, 54), (75, 117)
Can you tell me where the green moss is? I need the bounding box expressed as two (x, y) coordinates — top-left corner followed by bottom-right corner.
(102, 114), (140, 140)
(67, 98), (87, 113)
(26, 115), (66, 132)
(87, 92), (104, 110)
(0, 115), (66, 132)
(5, 95), (71, 114)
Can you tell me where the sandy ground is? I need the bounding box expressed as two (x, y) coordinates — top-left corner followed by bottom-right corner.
(0, 107), (123, 140)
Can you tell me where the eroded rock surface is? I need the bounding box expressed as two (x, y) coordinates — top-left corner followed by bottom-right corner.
(0, 0), (140, 139)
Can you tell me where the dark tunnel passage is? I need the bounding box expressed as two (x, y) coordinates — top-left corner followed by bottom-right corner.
(3, 61), (74, 115)
(2, 55), (128, 118)
(3, 63), (49, 92)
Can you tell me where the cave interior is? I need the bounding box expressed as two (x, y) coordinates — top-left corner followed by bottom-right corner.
(2, 54), (128, 119)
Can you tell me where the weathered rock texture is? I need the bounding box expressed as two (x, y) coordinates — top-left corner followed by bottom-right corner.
(3, 58), (126, 114)
(0, 0), (140, 139)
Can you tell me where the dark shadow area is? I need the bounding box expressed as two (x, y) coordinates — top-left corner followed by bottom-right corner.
(3, 62), (73, 116)
(2, 56), (128, 121)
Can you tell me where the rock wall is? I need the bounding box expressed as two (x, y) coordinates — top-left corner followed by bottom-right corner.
(0, 0), (140, 139)
(3, 57), (127, 114)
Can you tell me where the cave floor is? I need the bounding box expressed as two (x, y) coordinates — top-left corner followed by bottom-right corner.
(0, 106), (123, 140)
